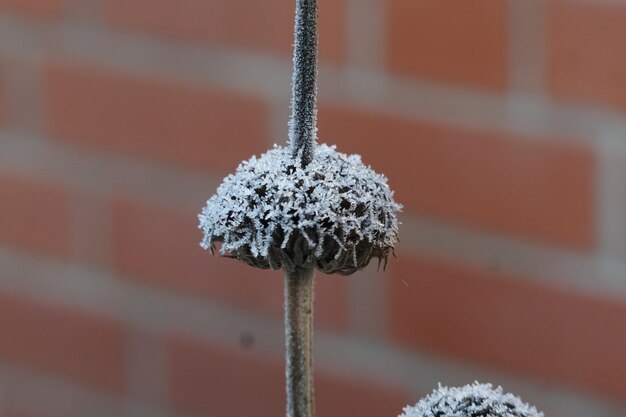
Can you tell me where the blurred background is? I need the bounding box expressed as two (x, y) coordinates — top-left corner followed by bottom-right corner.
(0, 0), (624, 416)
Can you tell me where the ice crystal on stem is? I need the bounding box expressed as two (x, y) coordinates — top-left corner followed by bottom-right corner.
(399, 383), (544, 417)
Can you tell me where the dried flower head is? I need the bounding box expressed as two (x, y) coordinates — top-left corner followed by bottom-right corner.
(199, 143), (401, 275)
(399, 383), (544, 417)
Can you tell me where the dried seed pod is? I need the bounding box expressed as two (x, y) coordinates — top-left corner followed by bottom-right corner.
(399, 382), (544, 417)
(199, 143), (401, 275)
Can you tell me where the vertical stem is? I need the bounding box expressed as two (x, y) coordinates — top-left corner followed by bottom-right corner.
(285, 0), (317, 415)
(285, 266), (315, 417)
(289, 0), (318, 167)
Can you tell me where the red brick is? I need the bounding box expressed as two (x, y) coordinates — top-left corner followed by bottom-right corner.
(315, 372), (412, 417)
(387, 0), (508, 90)
(0, 291), (127, 393)
(548, 1), (626, 112)
(168, 337), (284, 417)
(0, 0), (64, 18)
(168, 336), (411, 417)
(112, 197), (348, 330)
(44, 61), (269, 174)
(0, 173), (69, 258)
(318, 105), (595, 250)
(388, 255), (626, 403)
(105, 0), (345, 63)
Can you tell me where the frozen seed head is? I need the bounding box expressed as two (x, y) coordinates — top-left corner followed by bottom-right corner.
(399, 383), (544, 417)
(199, 143), (401, 275)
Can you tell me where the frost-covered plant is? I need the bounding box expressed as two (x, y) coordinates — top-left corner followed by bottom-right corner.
(198, 0), (400, 416)
(199, 144), (399, 274)
(399, 383), (544, 417)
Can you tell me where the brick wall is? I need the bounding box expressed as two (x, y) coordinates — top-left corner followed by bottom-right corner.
(0, 1), (625, 417)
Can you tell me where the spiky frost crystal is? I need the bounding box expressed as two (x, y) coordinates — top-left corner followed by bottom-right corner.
(199, 143), (401, 275)
(399, 383), (544, 417)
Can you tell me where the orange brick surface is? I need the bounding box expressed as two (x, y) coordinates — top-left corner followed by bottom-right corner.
(0, 173), (69, 258)
(44, 62), (270, 174)
(168, 336), (411, 417)
(548, 0), (626, 112)
(0, 291), (127, 393)
(0, 0), (65, 18)
(0, 0), (622, 412)
(388, 255), (626, 402)
(314, 371), (412, 417)
(112, 197), (349, 330)
(387, 0), (508, 90)
(319, 105), (595, 250)
(105, 0), (345, 62)
(168, 337), (285, 417)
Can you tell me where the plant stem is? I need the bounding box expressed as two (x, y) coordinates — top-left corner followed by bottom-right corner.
(289, 0), (318, 167)
(285, 266), (315, 417)
(285, 0), (318, 415)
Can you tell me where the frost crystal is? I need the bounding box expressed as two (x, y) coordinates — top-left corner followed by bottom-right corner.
(399, 383), (544, 417)
(199, 143), (402, 275)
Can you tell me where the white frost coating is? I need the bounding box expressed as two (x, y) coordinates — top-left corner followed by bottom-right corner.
(399, 383), (544, 417)
(199, 143), (401, 264)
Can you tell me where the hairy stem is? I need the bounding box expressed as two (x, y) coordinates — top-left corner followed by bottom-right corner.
(289, 0), (318, 167)
(285, 266), (315, 417)
(285, 1), (318, 414)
